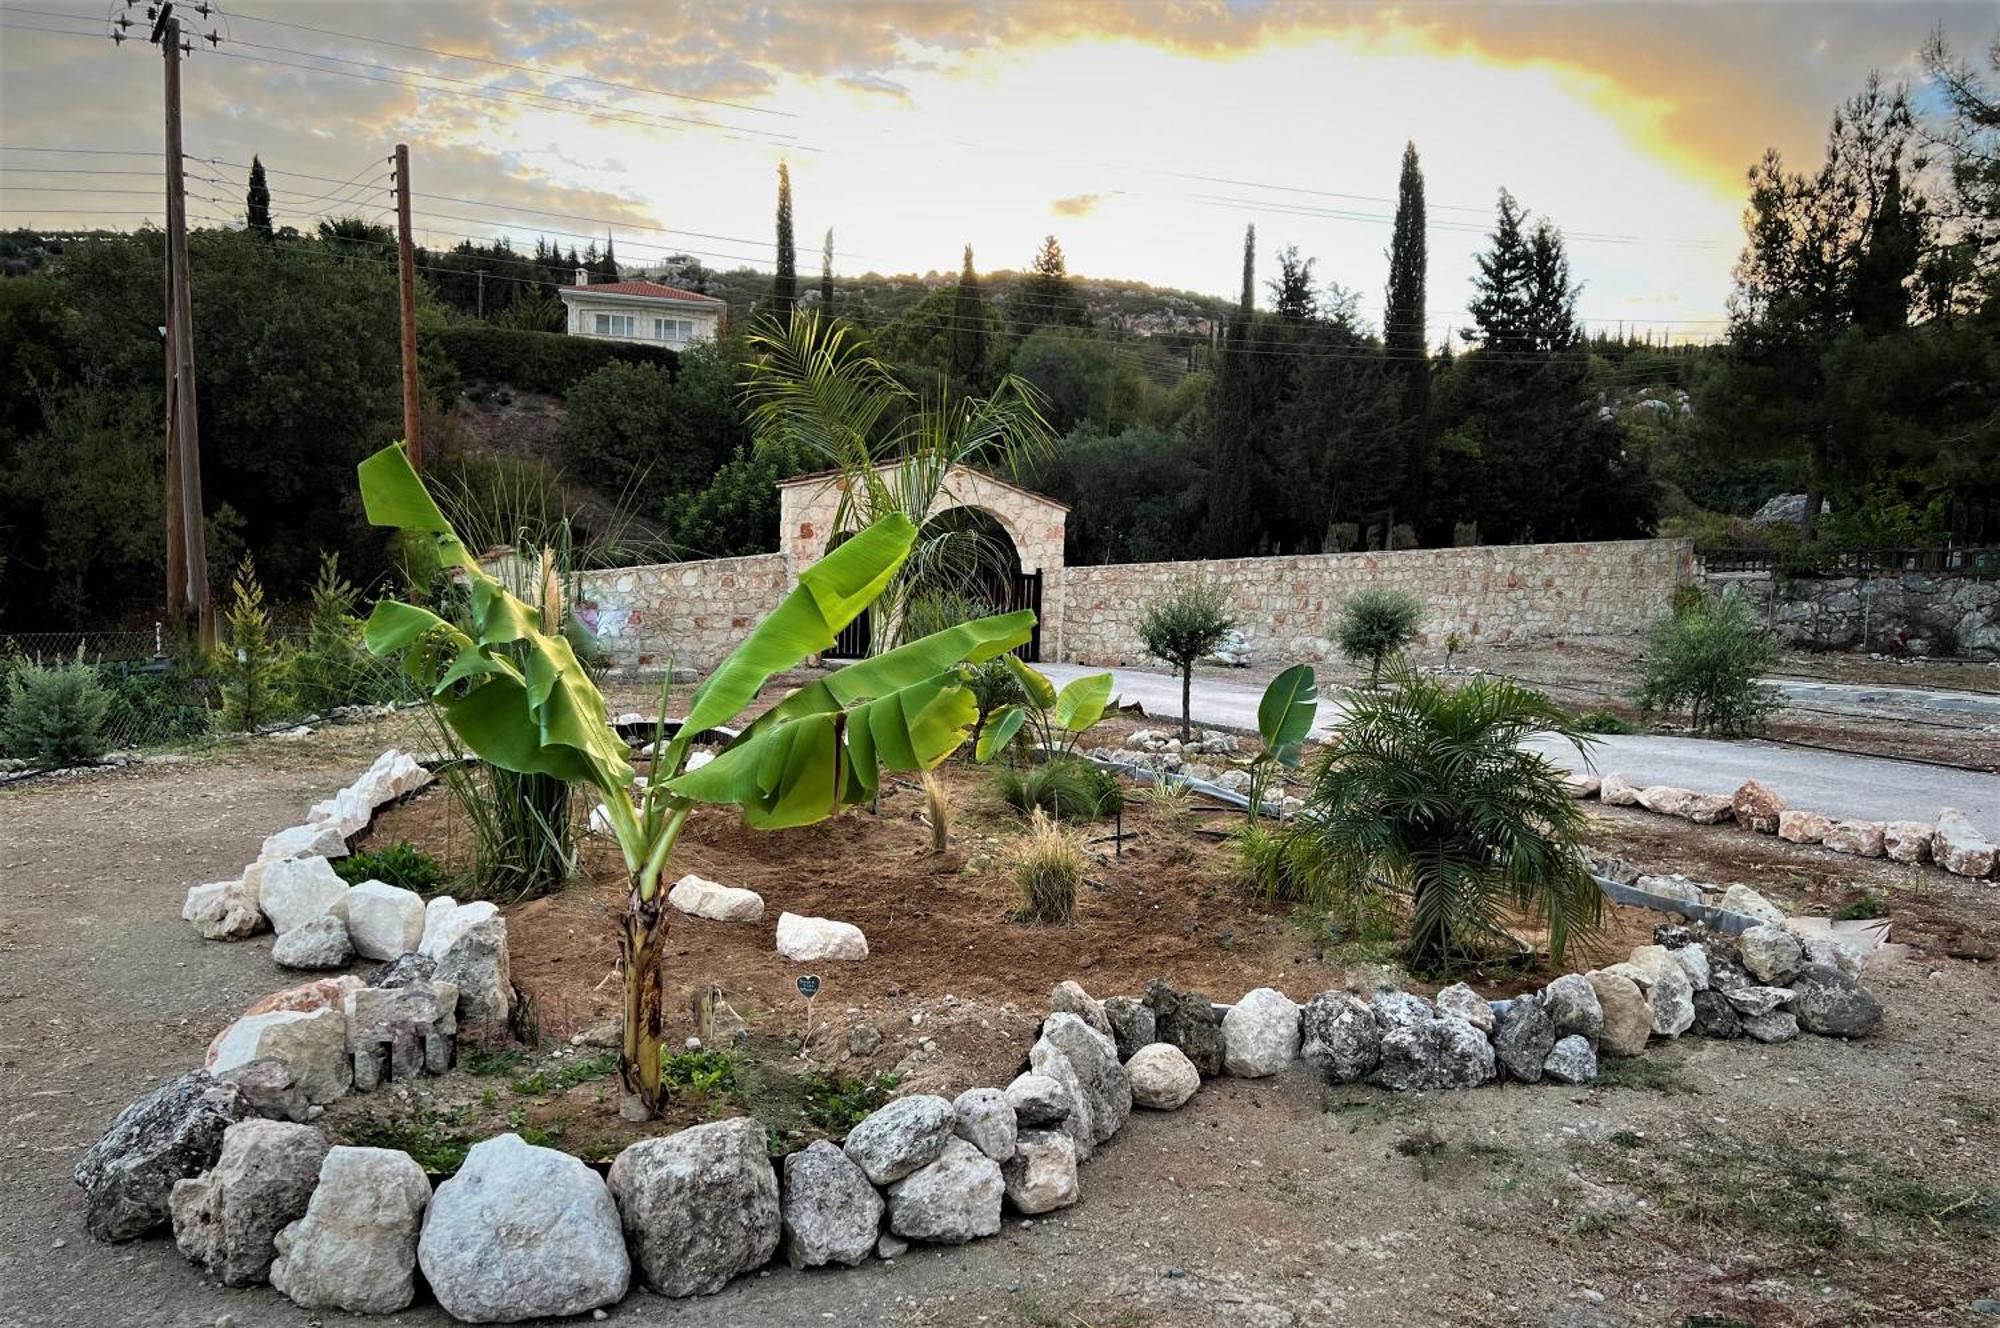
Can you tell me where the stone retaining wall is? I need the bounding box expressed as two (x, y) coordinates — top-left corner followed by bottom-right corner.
(572, 553), (789, 671)
(1704, 569), (2000, 659)
(1055, 539), (1692, 665)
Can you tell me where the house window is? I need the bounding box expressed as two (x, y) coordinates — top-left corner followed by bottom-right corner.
(654, 317), (695, 342)
(592, 313), (636, 337)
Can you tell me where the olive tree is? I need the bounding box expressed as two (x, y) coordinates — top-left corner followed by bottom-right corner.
(1136, 581), (1235, 741)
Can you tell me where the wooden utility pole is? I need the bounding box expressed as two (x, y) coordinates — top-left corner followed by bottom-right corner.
(156, 7), (213, 650)
(393, 142), (422, 470)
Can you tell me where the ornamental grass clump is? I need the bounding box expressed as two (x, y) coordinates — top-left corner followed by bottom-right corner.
(1277, 669), (1601, 971)
(1011, 809), (1086, 925)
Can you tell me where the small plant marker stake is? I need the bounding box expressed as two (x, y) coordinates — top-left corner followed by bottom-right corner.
(796, 973), (820, 1060)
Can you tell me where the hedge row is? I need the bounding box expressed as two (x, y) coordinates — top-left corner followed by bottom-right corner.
(425, 325), (680, 397)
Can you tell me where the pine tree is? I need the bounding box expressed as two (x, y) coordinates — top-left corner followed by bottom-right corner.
(820, 227), (835, 311)
(1524, 220), (1581, 351)
(1466, 189), (1535, 351)
(1268, 245), (1317, 320)
(218, 555), (287, 732)
(1384, 142), (1429, 522)
(950, 243), (990, 385)
(246, 155), (272, 238)
(772, 161), (797, 317)
(1014, 234), (1088, 331)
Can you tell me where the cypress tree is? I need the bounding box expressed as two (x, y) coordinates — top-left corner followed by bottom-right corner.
(772, 161), (797, 317)
(950, 243), (989, 385)
(246, 155), (272, 238)
(820, 227), (835, 312)
(1204, 224), (1258, 556)
(600, 232), (618, 282)
(1384, 142), (1429, 521)
(1238, 223), (1256, 316)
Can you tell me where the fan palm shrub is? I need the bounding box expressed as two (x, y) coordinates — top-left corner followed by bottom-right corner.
(1276, 670), (1600, 970)
(1334, 587), (1424, 688)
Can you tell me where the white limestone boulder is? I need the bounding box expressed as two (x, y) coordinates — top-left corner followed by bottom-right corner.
(433, 917), (512, 1028)
(885, 1137), (1004, 1244)
(1001, 1130), (1078, 1215)
(775, 911), (868, 962)
(951, 1088), (1017, 1163)
(183, 874), (264, 941)
(1719, 883), (1787, 925)
(206, 1008), (350, 1106)
(270, 1146), (431, 1315)
(1220, 986), (1301, 1077)
(1934, 809), (1997, 878)
(1821, 819), (1886, 858)
(667, 873), (765, 924)
(842, 1095), (955, 1185)
(1884, 820), (1934, 864)
(419, 898), (498, 960)
(257, 857), (350, 936)
(1124, 1043), (1200, 1109)
(169, 1119), (328, 1287)
(418, 1133), (629, 1323)
(1777, 810), (1833, 845)
(344, 880), (426, 961)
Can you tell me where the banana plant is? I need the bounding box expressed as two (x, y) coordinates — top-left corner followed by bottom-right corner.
(973, 656), (1114, 764)
(356, 442), (1033, 1114)
(1245, 663), (1319, 822)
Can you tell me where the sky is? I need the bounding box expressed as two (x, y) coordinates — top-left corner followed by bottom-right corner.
(1, 2), (1993, 344)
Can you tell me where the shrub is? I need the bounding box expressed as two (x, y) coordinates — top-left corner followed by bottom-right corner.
(217, 554), (290, 733)
(1278, 670), (1601, 970)
(966, 657), (1026, 753)
(1574, 707), (1639, 735)
(995, 756), (1119, 820)
(798, 1071), (900, 1132)
(557, 360), (678, 500)
(1633, 590), (1780, 736)
(334, 840), (449, 894)
(1334, 587), (1424, 688)
(426, 324), (677, 397)
(1, 652), (111, 767)
(1011, 809), (1086, 924)
(289, 553), (394, 714)
(95, 660), (213, 748)
(1136, 581), (1235, 740)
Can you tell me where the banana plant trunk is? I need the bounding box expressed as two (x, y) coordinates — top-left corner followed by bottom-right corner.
(619, 887), (668, 1113)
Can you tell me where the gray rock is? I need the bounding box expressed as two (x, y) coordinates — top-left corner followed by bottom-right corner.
(1369, 989), (1438, 1031)
(607, 1117), (780, 1298)
(1004, 1073), (1071, 1128)
(847, 1022), (882, 1056)
(206, 1008), (351, 1107)
(1220, 986), (1300, 1077)
(1625, 950), (1696, 1037)
(1434, 983), (1494, 1033)
(885, 1137), (1004, 1244)
(1145, 977), (1221, 1077)
(1124, 1042), (1201, 1109)
(270, 915), (354, 971)
(952, 1088), (1017, 1163)
(1300, 991), (1382, 1084)
(1740, 1010), (1801, 1044)
(842, 1094), (955, 1185)
(1491, 1000), (1556, 1083)
(1035, 1013), (1131, 1149)
(1376, 1015), (1495, 1092)
(1786, 965), (1884, 1038)
(418, 1133), (628, 1323)
(1724, 986), (1796, 1018)
(270, 1146), (431, 1314)
(781, 1141), (882, 1270)
(1542, 1035), (1598, 1085)
(1539, 974), (1604, 1044)
(1049, 980), (1112, 1037)
(1001, 1129), (1078, 1215)
(74, 1070), (250, 1242)
(1721, 884), (1788, 925)
(370, 951), (438, 988)
(169, 1120), (328, 1286)
(217, 1059), (312, 1124)
(1739, 925), (1806, 985)
(434, 916), (513, 1029)
(1690, 990), (1742, 1039)
(1103, 995), (1156, 1062)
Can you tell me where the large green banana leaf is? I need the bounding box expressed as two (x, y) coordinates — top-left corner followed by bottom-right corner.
(1001, 654), (1056, 710)
(356, 442), (634, 796)
(974, 706), (1027, 763)
(743, 611), (1034, 738)
(665, 669), (977, 828)
(1052, 671), (1114, 733)
(667, 514), (917, 764)
(1257, 663), (1319, 763)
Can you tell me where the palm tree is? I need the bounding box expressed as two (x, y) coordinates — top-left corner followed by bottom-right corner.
(742, 311), (1054, 644)
(1277, 669), (1600, 969)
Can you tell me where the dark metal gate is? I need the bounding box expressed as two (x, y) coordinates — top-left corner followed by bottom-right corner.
(828, 609), (872, 660)
(825, 571), (1041, 662)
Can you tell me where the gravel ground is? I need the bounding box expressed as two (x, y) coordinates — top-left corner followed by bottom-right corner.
(2, 720), (1996, 1328)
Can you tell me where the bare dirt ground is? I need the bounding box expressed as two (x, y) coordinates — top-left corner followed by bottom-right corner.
(3, 716), (1998, 1328)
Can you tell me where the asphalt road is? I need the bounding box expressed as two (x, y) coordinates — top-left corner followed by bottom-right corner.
(1041, 662), (2000, 836)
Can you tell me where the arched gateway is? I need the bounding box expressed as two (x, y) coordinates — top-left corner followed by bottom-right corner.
(775, 464), (1070, 661)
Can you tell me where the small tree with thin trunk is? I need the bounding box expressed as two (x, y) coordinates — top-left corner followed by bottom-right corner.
(1334, 587), (1423, 688)
(1137, 581), (1235, 741)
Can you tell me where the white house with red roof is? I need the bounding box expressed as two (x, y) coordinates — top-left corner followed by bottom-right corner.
(557, 268), (728, 347)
